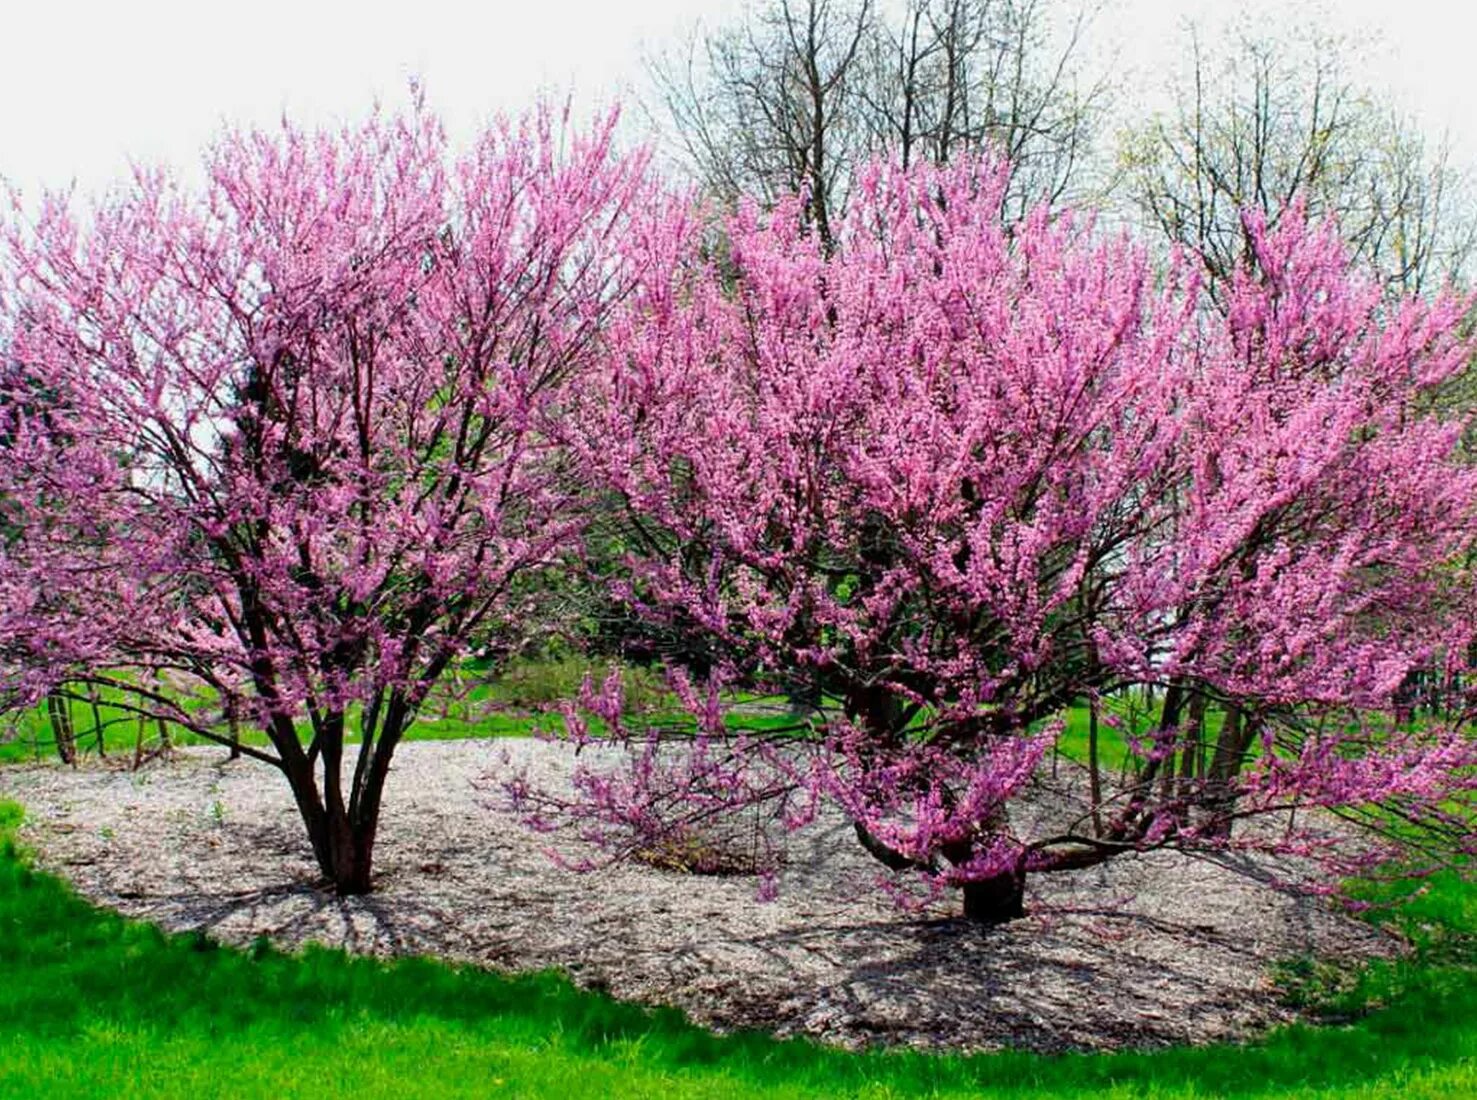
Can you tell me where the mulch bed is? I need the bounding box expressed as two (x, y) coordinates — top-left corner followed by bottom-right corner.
(0, 738), (1396, 1053)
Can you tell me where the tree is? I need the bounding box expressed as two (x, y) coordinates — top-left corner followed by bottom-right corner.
(524, 156), (1477, 924)
(0, 357), (89, 766)
(1119, 27), (1477, 301)
(648, 0), (1107, 247)
(855, 0), (1104, 220)
(0, 101), (675, 894)
(651, 0), (872, 252)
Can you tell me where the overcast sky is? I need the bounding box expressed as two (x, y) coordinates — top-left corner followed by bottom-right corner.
(2, 0), (1473, 194)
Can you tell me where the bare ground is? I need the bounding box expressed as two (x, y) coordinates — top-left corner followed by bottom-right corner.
(0, 738), (1396, 1053)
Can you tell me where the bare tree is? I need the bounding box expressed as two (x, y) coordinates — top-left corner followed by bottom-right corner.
(650, 0), (873, 251)
(857, 0), (1105, 219)
(1119, 28), (1477, 300)
(647, 0), (1109, 240)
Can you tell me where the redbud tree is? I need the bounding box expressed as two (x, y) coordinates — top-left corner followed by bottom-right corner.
(545, 160), (1477, 923)
(0, 103), (676, 893)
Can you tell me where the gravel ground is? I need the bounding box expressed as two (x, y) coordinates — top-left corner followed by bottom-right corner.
(0, 738), (1396, 1053)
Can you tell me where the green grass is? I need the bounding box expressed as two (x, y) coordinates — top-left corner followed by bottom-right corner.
(0, 667), (819, 766)
(1049, 698), (1229, 769)
(0, 800), (1473, 1097)
(2, 675), (1430, 771)
(0, 681), (550, 765)
(1, 664), (1237, 769)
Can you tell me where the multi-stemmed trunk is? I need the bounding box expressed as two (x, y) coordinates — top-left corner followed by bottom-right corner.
(846, 686), (1033, 925)
(265, 702), (409, 896)
(942, 832), (1027, 925)
(303, 798), (380, 896)
(278, 748), (394, 895)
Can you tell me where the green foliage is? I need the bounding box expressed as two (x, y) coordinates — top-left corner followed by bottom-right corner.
(477, 657), (667, 715)
(1, 800), (1475, 1098)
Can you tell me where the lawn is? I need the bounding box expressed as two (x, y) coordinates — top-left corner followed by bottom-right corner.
(0, 798), (1474, 1099)
(0, 663), (850, 766)
(1, 663), (1144, 768)
(0, 666), (559, 765)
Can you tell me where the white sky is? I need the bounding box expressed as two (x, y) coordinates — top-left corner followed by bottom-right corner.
(2, 0), (1474, 194)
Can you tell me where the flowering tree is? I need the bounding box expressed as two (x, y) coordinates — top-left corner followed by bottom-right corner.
(537, 159), (1477, 923)
(0, 102), (675, 893)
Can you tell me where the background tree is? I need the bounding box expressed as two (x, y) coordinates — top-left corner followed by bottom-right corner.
(651, 0), (872, 252)
(854, 0), (1105, 219)
(648, 0), (1107, 246)
(1116, 22), (1477, 819)
(1118, 26), (1477, 301)
(0, 102), (675, 894)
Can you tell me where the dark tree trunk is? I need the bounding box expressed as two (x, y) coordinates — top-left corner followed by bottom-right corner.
(1201, 705), (1255, 838)
(1176, 690), (1208, 798)
(88, 688), (106, 758)
(941, 823), (1026, 925)
(273, 703), (405, 896)
(961, 868), (1026, 925)
(1110, 681), (1186, 843)
(844, 687), (1030, 924)
(856, 822), (1028, 924)
(1087, 693), (1104, 837)
(47, 690), (76, 766)
(312, 809), (376, 896)
(280, 752), (380, 896)
(152, 669), (173, 753)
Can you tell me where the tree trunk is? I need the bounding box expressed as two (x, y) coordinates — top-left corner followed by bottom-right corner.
(961, 868), (1026, 925)
(843, 688), (1031, 924)
(1110, 681), (1186, 842)
(280, 753), (380, 895)
(855, 822), (1028, 924)
(312, 808), (376, 896)
(1201, 705), (1255, 838)
(152, 669), (173, 753)
(1087, 693), (1104, 837)
(273, 704), (405, 896)
(88, 687), (106, 759)
(941, 819), (1026, 925)
(46, 690), (76, 766)
(1178, 690), (1208, 798)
